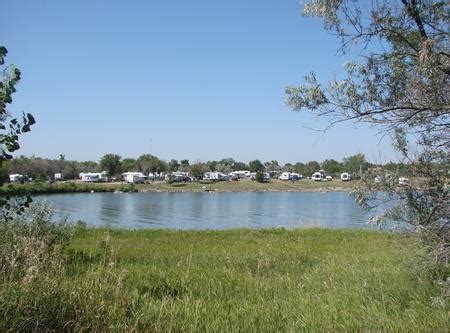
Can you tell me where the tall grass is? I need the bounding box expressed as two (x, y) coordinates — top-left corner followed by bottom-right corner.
(0, 207), (447, 331)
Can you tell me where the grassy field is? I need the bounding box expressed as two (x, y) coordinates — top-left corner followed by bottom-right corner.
(6, 228), (441, 331)
(136, 178), (354, 192)
(1, 179), (354, 195)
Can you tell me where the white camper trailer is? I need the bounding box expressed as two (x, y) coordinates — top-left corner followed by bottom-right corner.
(279, 172), (291, 180)
(204, 172), (228, 181)
(123, 172), (146, 184)
(9, 174), (24, 183)
(229, 170), (250, 179)
(311, 171), (325, 181)
(79, 171), (108, 182)
(340, 172), (352, 181)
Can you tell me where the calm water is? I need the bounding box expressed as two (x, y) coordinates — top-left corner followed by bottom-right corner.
(34, 191), (375, 230)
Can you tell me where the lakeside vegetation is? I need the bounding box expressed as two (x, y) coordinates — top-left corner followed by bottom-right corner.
(0, 179), (355, 195)
(2, 223), (446, 331)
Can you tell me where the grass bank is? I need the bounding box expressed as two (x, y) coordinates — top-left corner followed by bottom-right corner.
(0, 181), (137, 195)
(1, 179), (353, 195)
(3, 228), (445, 331)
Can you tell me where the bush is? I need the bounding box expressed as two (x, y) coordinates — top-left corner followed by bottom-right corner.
(255, 171), (265, 183)
(0, 203), (134, 331)
(0, 201), (73, 282)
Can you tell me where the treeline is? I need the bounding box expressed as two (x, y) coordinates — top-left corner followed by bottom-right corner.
(4, 153), (412, 182)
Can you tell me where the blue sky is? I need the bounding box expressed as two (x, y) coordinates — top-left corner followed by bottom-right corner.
(1, 0), (396, 164)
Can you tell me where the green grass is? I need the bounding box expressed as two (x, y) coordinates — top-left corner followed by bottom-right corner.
(0, 181), (138, 195)
(136, 179), (354, 192)
(44, 228), (445, 332)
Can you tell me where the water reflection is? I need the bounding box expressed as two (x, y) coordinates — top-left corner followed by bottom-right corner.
(35, 192), (372, 230)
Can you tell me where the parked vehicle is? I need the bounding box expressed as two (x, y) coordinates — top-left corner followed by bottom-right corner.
(290, 172), (303, 180)
(9, 174), (25, 183)
(311, 171), (325, 181)
(340, 172), (352, 181)
(279, 172), (291, 180)
(326, 175), (333, 181)
(204, 172), (228, 181)
(79, 171), (108, 182)
(54, 173), (64, 181)
(398, 177), (410, 186)
(123, 172), (146, 184)
(229, 170), (250, 179)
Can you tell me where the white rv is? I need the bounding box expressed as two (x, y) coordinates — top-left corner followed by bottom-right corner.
(9, 174), (24, 183)
(204, 172), (228, 181)
(79, 171), (108, 182)
(123, 172), (146, 184)
(229, 170), (250, 179)
(279, 172), (291, 180)
(311, 171), (325, 181)
(54, 173), (63, 181)
(340, 172), (352, 181)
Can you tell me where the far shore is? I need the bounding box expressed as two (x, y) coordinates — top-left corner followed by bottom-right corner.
(0, 179), (355, 195)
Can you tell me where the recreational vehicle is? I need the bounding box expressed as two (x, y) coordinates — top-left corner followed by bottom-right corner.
(204, 172), (228, 181)
(279, 172), (291, 180)
(79, 171), (108, 182)
(123, 172), (146, 184)
(340, 172), (352, 181)
(9, 174), (24, 183)
(311, 171), (325, 181)
(229, 170), (250, 179)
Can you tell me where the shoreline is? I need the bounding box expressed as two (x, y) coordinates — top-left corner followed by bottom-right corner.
(1, 179), (355, 195)
(137, 187), (352, 193)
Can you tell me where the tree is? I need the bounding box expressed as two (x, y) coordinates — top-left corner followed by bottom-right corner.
(232, 161), (248, 171)
(168, 159), (180, 172)
(216, 158), (234, 174)
(100, 154), (122, 177)
(58, 154), (65, 173)
(293, 162), (307, 175)
(206, 160), (217, 172)
(121, 158), (138, 172)
(0, 46), (35, 215)
(264, 160), (281, 173)
(137, 154), (166, 174)
(180, 159), (190, 172)
(255, 170), (265, 183)
(282, 163), (294, 172)
(249, 160), (265, 173)
(0, 47), (35, 162)
(286, 1), (449, 269)
(305, 161), (320, 176)
(80, 160), (99, 173)
(320, 159), (342, 176)
(342, 154), (368, 177)
(189, 162), (206, 180)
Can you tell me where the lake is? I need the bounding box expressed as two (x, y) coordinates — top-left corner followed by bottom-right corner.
(34, 191), (377, 230)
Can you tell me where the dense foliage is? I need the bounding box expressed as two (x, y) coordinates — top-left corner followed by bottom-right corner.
(0, 46), (35, 216)
(286, 0), (448, 272)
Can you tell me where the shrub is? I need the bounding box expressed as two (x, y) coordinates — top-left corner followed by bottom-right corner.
(0, 201), (73, 282)
(255, 171), (265, 183)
